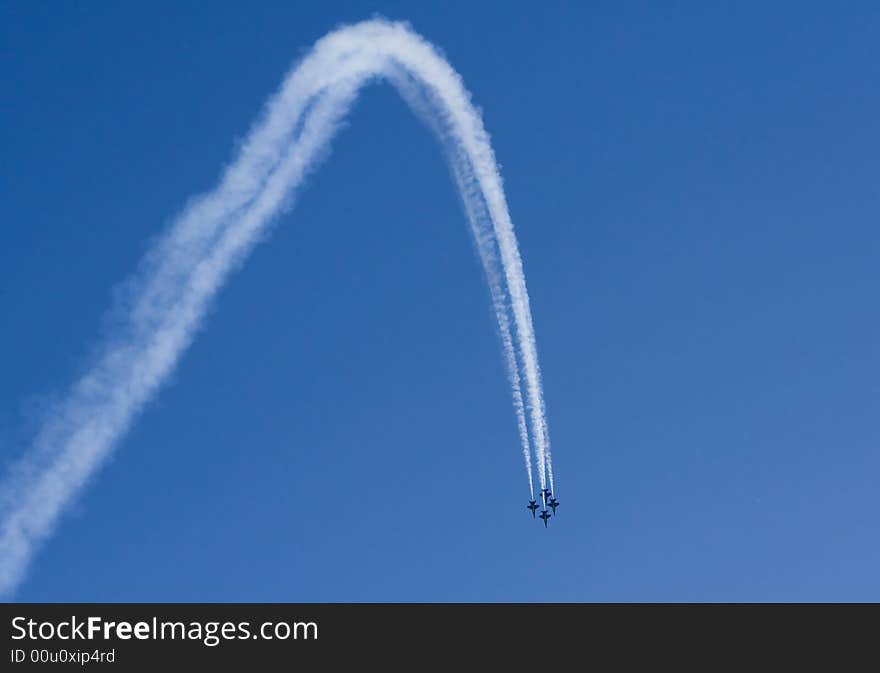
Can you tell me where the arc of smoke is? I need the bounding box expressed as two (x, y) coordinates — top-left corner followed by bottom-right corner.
(387, 67), (536, 498)
(0, 19), (552, 595)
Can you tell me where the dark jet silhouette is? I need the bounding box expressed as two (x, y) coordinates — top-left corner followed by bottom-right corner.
(539, 509), (551, 528)
(548, 497), (559, 515)
(527, 500), (539, 518)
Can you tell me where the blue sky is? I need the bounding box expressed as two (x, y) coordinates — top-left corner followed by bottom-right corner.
(1, 2), (878, 601)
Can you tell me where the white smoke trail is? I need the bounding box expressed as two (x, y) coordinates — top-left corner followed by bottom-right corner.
(387, 68), (536, 498)
(452, 163), (536, 500)
(0, 19), (552, 595)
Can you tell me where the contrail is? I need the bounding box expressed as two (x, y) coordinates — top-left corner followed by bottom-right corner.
(388, 67), (536, 498)
(0, 19), (552, 595)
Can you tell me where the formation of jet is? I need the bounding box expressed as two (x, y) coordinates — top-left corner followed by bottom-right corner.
(528, 487), (559, 528)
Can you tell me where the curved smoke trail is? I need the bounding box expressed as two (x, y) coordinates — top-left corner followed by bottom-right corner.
(0, 19), (552, 595)
(387, 67), (537, 498)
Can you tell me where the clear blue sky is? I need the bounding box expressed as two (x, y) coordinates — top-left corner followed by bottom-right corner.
(2, 2), (878, 601)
